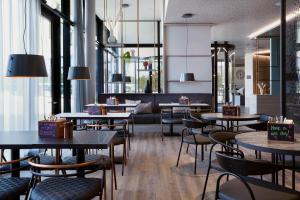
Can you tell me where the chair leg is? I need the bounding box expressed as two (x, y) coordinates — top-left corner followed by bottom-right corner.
(201, 145), (204, 161)
(186, 144), (189, 153)
(161, 122), (164, 141)
(201, 167), (211, 200)
(176, 142), (183, 167)
(194, 145), (198, 174)
(122, 143), (126, 176)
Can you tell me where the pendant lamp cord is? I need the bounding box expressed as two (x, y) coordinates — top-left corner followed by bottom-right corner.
(186, 21), (188, 72)
(23, 0), (28, 54)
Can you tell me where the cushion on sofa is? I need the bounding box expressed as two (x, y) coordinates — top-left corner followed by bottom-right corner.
(134, 102), (152, 114)
(125, 99), (141, 112)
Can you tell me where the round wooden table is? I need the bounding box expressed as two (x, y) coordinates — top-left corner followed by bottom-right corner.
(236, 131), (300, 189)
(201, 113), (260, 130)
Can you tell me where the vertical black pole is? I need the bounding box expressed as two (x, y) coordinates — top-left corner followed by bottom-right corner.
(96, 17), (104, 95)
(214, 41), (218, 112)
(62, 0), (71, 112)
(157, 21), (161, 93)
(280, 0), (286, 116)
(224, 41), (229, 103)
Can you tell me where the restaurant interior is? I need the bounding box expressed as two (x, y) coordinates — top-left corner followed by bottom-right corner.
(1, 0), (300, 199)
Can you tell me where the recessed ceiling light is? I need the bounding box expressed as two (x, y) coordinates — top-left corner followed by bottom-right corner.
(182, 13), (194, 18)
(122, 3), (130, 8)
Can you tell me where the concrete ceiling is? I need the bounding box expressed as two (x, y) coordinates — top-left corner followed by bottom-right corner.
(164, 0), (295, 63)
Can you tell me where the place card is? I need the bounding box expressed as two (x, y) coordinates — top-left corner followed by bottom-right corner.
(267, 121), (294, 142)
(222, 105), (240, 116)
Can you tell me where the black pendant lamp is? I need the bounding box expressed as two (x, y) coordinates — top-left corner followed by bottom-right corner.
(6, 54), (47, 77)
(180, 13), (195, 82)
(111, 73), (123, 82)
(123, 76), (131, 83)
(67, 66), (91, 80)
(6, 0), (47, 78)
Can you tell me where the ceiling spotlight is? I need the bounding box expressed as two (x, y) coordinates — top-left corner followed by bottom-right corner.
(182, 13), (194, 18)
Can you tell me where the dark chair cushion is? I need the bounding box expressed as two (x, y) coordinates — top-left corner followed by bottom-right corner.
(63, 154), (112, 170)
(161, 118), (182, 124)
(183, 135), (210, 144)
(0, 177), (30, 200)
(219, 177), (300, 200)
(30, 178), (102, 200)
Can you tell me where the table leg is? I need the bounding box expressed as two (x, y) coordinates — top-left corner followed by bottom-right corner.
(292, 155), (296, 190)
(77, 148), (85, 177)
(226, 121), (230, 131)
(55, 149), (60, 175)
(282, 154), (285, 187)
(110, 144), (114, 200)
(11, 149), (20, 177)
(169, 107), (174, 135)
(271, 153), (275, 184)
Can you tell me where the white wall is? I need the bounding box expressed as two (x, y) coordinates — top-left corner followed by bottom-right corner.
(164, 24), (212, 93)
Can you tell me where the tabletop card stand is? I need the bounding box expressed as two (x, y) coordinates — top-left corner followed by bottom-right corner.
(106, 96), (119, 105)
(222, 105), (240, 116)
(87, 105), (107, 115)
(179, 96), (190, 105)
(39, 118), (68, 138)
(267, 119), (295, 142)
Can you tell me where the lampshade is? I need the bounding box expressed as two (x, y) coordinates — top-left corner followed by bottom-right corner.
(123, 76), (131, 83)
(111, 73), (123, 82)
(6, 54), (47, 77)
(67, 66), (91, 80)
(180, 73), (195, 82)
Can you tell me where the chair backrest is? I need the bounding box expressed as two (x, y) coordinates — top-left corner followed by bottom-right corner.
(215, 151), (274, 176)
(0, 156), (31, 175)
(208, 131), (237, 145)
(182, 118), (205, 129)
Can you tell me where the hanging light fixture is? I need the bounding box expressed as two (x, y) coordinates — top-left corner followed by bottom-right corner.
(111, 73), (123, 82)
(67, 0), (90, 80)
(180, 13), (195, 82)
(6, 0), (47, 77)
(123, 76), (131, 83)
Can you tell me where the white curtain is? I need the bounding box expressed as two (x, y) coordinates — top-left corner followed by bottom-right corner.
(0, 0), (43, 131)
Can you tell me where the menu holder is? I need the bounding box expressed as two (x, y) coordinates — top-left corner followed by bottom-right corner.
(267, 122), (294, 142)
(222, 105), (240, 116)
(106, 97), (119, 105)
(38, 119), (66, 138)
(88, 105), (102, 115)
(179, 96), (190, 105)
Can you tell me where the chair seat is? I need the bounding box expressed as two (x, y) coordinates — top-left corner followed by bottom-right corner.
(112, 136), (126, 145)
(30, 177), (102, 200)
(219, 177), (300, 200)
(63, 154), (112, 170)
(162, 118), (182, 124)
(0, 177), (30, 200)
(183, 135), (210, 144)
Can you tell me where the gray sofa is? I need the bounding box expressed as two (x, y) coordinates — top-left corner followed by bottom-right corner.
(98, 93), (212, 124)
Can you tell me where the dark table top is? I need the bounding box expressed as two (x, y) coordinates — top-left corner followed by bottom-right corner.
(201, 112), (260, 121)
(0, 130), (116, 149)
(56, 112), (131, 119)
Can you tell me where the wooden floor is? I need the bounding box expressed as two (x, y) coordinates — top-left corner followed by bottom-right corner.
(15, 124), (300, 200)
(104, 124), (300, 200)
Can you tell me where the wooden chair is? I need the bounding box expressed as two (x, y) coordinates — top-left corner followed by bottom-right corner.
(214, 151), (300, 200)
(0, 156), (31, 200)
(176, 118), (211, 174)
(27, 157), (106, 200)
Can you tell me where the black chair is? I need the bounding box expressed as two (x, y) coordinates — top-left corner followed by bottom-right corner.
(214, 151), (300, 200)
(201, 131), (278, 200)
(176, 118), (210, 174)
(201, 131), (238, 200)
(161, 109), (184, 141)
(0, 156), (31, 200)
(232, 114), (270, 132)
(27, 157), (106, 200)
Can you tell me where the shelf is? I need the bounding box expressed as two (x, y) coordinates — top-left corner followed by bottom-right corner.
(167, 80), (211, 83)
(138, 69), (158, 72)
